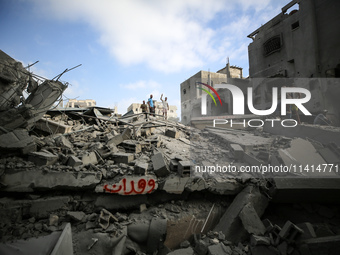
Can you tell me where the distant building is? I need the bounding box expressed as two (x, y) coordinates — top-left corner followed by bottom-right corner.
(180, 63), (249, 125)
(127, 101), (178, 119)
(65, 99), (96, 108)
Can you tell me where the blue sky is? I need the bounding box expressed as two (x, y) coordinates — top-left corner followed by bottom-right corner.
(0, 0), (290, 116)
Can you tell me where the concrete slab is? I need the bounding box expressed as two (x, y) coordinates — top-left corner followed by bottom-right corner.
(35, 119), (72, 134)
(1, 170), (102, 192)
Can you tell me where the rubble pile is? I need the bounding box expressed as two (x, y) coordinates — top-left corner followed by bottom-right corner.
(0, 51), (340, 254)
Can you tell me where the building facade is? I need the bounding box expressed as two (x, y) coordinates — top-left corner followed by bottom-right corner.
(180, 64), (249, 125)
(247, 0), (340, 124)
(65, 99), (96, 108)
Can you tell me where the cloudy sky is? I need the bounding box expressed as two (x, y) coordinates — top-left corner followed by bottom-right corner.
(0, 0), (290, 117)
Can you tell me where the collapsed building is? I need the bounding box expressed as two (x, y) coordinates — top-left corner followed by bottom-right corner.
(0, 49), (339, 255)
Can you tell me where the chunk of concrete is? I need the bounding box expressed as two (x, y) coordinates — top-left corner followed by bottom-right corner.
(1, 170), (102, 192)
(82, 151), (98, 165)
(0, 129), (36, 154)
(121, 140), (141, 153)
(67, 155), (82, 167)
(35, 118), (72, 134)
(112, 152), (134, 164)
(161, 176), (189, 194)
(214, 185), (269, 243)
(134, 161), (148, 175)
(230, 144), (244, 160)
(151, 152), (170, 177)
(178, 160), (191, 176)
(67, 211), (86, 222)
(55, 135), (73, 149)
(28, 150), (58, 166)
(165, 128), (180, 139)
(239, 203), (266, 235)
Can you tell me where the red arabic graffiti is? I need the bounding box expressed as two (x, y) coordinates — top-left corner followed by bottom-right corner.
(103, 178), (156, 195)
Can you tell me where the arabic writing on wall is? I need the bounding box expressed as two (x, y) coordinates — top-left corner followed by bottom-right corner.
(103, 177), (157, 195)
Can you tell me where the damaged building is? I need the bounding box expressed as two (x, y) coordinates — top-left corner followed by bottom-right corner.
(247, 0), (340, 125)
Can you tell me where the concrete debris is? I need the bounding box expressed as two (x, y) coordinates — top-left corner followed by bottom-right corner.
(1, 51), (340, 255)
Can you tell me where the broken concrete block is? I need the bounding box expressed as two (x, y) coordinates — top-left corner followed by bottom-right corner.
(151, 152), (170, 177)
(239, 203), (266, 235)
(0, 129), (36, 154)
(67, 155), (82, 167)
(165, 128), (180, 139)
(170, 159), (179, 171)
(67, 211), (86, 222)
(121, 140), (141, 153)
(178, 160), (191, 176)
(48, 214), (59, 226)
(28, 150), (58, 166)
(213, 185), (269, 243)
(112, 152), (134, 164)
(207, 177), (243, 195)
(29, 196), (71, 219)
(107, 134), (124, 146)
(1, 170), (102, 192)
(185, 177), (206, 192)
(161, 176), (189, 194)
(82, 151), (98, 165)
(35, 118), (72, 134)
(194, 240), (209, 255)
(134, 161), (148, 175)
(55, 135), (73, 149)
(208, 243), (232, 255)
(230, 144), (244, 160)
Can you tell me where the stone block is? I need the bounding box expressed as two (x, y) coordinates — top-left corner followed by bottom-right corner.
(165, 129), (179, 139)
(28, 150), (58, 166)
(67, 155), (82, 167)
(67, 211), (86, 222)
(121, 140), (142, 153)
(178, 160), (191, 176)
(230, 144), (244, 160)
(170, 159), (179, 171)
(82, 151), (98, 165)
(55, 135), (73, 149)
(112, 152), (134, 164)
(213, 185), (269, 243)
(0, 129), (36, 154)
(134, 161), (148, 175)
(35, 118), (72, 134)
(151, 152), (170, 177)
(239, 203), (266, 235)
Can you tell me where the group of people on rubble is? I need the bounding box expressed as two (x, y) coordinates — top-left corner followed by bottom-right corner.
(140, 94), (169, 120)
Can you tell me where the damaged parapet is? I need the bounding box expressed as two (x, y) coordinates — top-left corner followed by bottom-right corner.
(0, 50), (68, 134)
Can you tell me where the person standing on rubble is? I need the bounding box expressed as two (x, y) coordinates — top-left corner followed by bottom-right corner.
(148, 94), (155, 117)
(140, 100), (148, 119)
(160, 94), (169, 120)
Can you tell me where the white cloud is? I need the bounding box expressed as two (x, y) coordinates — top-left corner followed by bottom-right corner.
(31, 0), (287, 73)
(120, 80), (161, 90)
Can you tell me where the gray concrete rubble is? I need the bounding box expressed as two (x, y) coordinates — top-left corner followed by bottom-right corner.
(1, 51), (340, 254)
